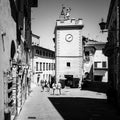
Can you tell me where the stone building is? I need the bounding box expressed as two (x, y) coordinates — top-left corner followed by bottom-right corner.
(0, 1), (16, 119)
(54, 7), (84, 87)
(83, 39), (108, 82)
(0, 0), (38, 120)
(31, 45), (55, 86)
(102, 0), (120, 108)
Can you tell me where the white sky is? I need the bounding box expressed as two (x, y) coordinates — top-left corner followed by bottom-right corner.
(31, 0), (111, 51)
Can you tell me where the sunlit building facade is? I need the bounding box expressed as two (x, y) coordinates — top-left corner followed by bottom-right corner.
(54, 18), (84, 87)
(31, 45), (55, 85)
(0, 0), (38, 119)
(83, 40), (108, 82)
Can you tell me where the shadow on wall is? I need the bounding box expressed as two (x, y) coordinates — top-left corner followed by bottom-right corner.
(48, 97), (120, 120)
(9, 0), (17, 22)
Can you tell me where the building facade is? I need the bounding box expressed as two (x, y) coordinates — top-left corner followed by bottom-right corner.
(93, 42), (108, 82)
(31, 45), (55, 86)
(0, 1), (16, 119)
(54, 18), (84, 87)
(84, 39), (108, 82)
(0, 0), (38, 120)
(103, 0), (120, 108)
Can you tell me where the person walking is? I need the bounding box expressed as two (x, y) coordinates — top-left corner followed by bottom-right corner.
(57, 81), (62, 95)
(27, 67), (31, 95)
(52, 82), (56, 95)
(41, 79), (45, 92)
(37, 74), (40, 86)
(47, 81), (50, 92)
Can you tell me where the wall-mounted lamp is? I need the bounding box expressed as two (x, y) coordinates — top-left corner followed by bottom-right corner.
(99, 18), (119, 33)
(99, 18), (107, 33)
(1, 31), (6, 36)
(1, 31), (6, 51)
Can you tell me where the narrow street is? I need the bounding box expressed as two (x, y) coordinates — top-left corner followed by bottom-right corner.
(0, 1), (120, 120)
(16, 82), (120, 120)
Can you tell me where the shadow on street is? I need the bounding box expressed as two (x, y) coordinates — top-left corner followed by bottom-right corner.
(81, 81), (108, 93)
(48, 97), (120, 120)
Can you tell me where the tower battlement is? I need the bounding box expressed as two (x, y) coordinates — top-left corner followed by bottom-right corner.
(56, 18), (83, 26)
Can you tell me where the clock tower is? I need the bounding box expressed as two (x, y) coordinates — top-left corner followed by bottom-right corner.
(54, 9), (84, 87)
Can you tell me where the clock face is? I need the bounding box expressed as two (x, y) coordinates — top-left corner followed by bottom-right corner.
(65, 34), (73, 42)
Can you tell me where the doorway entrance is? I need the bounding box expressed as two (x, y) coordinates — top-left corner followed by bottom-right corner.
(94, 75), (103, 82)
(64, 75), (73, 87)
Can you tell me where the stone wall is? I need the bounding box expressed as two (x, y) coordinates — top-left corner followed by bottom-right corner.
(0, 0), (16, 119)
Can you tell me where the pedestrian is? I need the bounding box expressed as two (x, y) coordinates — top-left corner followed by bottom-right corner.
(47, 81), (50, 92)
(44, 80), (47, 87)
(37, 74), (40, 86)
(57, 81), (62, 95)
(41, 79), (45, 92)
(52, 82), (56, 95)
(27, 67), (32, 95)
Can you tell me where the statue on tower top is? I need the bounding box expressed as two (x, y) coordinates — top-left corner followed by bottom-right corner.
(66, 7), (71, 20)
(59, 4), (71, 20)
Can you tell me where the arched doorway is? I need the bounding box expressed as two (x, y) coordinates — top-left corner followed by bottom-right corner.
(10, 40), (16, 60)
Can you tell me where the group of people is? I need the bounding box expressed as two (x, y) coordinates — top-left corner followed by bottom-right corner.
(40, 79), (50, 92)
(52, 81), (62, 95)
(39, 79), (62, 95)
(37, 74), (62, 95)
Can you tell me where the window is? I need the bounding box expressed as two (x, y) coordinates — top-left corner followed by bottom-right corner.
(50, 63), (52, 70)
(36, 62), (38, 71)
(85, 51), (90, 61)
(49, 53), (51, 58)
(49, 63), (50, 70)
(52, 53), (54, 58)
(43, 51), (45, 56)
(67, 62), (70, 67)
(43, 63), (45, 71)
(94, 62), (101, 68)
(94, 62), (97, 68)
(52, 63), (54, 70)
(46, 63), (48, 71)
(102, 61), (106, 68)
(40, 62), (42, 71)
(40, 50), (42, 56)
(46, 52), (48, 57)
(36, 49), (39, 54)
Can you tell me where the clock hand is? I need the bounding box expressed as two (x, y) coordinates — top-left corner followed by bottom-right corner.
(68, 36), (71, 39)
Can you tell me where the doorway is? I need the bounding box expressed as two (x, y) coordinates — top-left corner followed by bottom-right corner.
(94, 75), (103, 82)
(64, 75), (73, 87)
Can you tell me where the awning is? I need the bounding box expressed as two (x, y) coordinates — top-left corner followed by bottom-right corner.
(94, 70), (106, 76)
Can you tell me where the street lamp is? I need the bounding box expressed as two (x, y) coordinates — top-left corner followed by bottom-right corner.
(99, 18), (119, 33)
(99, 18), (107, 33)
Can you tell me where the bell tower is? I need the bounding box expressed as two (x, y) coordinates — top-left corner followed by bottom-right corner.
(54, 7), (84, 87)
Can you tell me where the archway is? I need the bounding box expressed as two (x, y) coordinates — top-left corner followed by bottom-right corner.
(10, 40), (16, 60)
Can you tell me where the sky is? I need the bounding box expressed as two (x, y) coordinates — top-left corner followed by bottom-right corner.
(31, 0), (111, 51)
